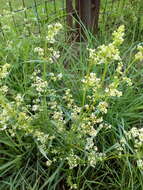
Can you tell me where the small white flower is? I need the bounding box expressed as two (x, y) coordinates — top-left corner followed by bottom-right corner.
(46, 160), (52, 167)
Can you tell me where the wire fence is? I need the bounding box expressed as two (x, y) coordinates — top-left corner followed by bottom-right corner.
(0, 0), (66, 40)
(0, 0), (143, 41)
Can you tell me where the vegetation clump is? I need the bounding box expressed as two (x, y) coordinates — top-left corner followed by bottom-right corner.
(0, 21), (143, 189)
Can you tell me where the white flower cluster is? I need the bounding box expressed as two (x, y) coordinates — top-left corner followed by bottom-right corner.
(46, 159), (52, 167)
(0, 85), (8, 94)
(97, 101), (108, 114)
(34, 47), (44, 56)
(0, 96), (32, 134)
(112, 25), (125, 46)
(88, 25), (125, 65)
(116, 62), (123, 74)
(66, 152), (80, 169)
(118, 126), (143, 170)
(31, 72), (48, 94)
(82, 73), (101, 88)
(67, 176), (78, 190)
(122, 77), (132, 86)
(105, 83), (123, 97)
(127, 127), (143, 150)
(48, 98), (65, 131)
(88, 151), (106, 167)
(46, 23), (62, 43)
(15, 94), (24, 106)
(0, 63), (11, 79)
(80, 113), (104, 139)
(137, 159), (143, 170)
(47, 48), (61, 63)
(63, 89), (81, 120)
(135, 45), (143, 61)
(88, 43), (120, 65)
(48, 72), (63, 81)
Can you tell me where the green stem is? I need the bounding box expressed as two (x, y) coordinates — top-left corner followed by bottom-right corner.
(101, 61), (108, 85)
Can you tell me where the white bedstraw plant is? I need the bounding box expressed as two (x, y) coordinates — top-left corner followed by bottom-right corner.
(1, 24), (142, 180)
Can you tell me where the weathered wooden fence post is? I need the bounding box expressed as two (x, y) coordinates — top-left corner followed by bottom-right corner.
(66, 0), (73, 28)
(91, 0), (100, 34)
(66, 0), (74, 40)
(66, 0), (100, 41)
